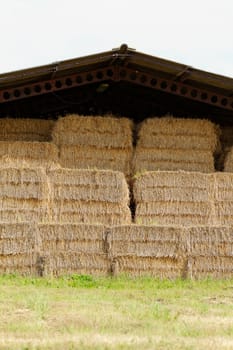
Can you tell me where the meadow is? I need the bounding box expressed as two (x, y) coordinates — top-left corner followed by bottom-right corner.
(0, 275), (233, 349)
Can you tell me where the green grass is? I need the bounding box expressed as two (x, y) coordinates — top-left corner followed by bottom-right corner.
(0, 274), (233, 349)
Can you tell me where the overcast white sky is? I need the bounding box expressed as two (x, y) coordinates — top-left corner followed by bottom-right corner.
(1, 0), (233, 77)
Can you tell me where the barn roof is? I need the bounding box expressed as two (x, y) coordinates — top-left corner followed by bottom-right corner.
(1, 44), (233, 123)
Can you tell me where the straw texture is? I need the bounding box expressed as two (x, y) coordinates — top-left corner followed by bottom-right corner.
(48, 168), (131, 225)
(134, 116), (218, 173)
(224, 147), (233, 172)
(52, 114), (133, 177)
(0, 223), (38, 275)
(108, 225), (187, 278)
(0, 165), (50, 223)
(134, 171), (214, 226)
(0, 119), (54, 141)
(38, 224), (110, 276)
(0, 141), (59, 167)
(187, 226), (233, 278)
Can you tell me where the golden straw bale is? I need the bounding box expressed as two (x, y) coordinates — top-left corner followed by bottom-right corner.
(134, 171), (213, 190)
(0, 254), (38, 275)
(133, 160), (214, 173)
(138, 116), (218, 142)
(52, 114), (133, 148)
(134, 149), (213, 163)
(38, 223), (106, 253)
(214, 172), (233, 201)
(48, 169), (131, 225)
(43, 252), (110, 276)
(108, 225), (187, 257)
(188, 226), (233, 257)
(0, 166), (50, 223)
(135, 215), (212, 226)
(59, 145), (132, 176)
(136, 202), (211, 216)
(48, 168), (130, 202)
(0, 141), (59, 166)
(0, 119), (54, 141)
(188, 256), (233, 279)
(138, 134), (217, 151)
(111, 256), (186, 279)
(134, 171), (214, 202)
(0, 223), (38, 275)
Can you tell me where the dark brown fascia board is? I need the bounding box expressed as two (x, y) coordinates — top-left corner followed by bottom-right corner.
(1, 44), (233, 111)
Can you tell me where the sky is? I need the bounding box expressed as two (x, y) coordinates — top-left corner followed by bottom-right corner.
(0, 0), (233, 77)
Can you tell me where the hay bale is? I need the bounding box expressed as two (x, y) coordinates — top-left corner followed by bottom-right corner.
(52, 114), (133, 176)
(52, 114), (133, 148)
(134, 116), (218, 174)
(0, 141), (59, 167)
(48, 169), (131, 225)
(38, 223), (106, 253)
(43, 252), (110, 276)
(0, 118), (55, 142)
(137, 116), (218, 149)
(134, 171), (214, 226)
(133, 149), (214, 173)
(59, 145), (132, 176)
(108, 225), (187, 278)
(0, 223), (38, 275)
(0, 166), (50, 223)
(188, 256), (233, 279)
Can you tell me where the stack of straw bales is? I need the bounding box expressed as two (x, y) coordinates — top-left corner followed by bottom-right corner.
(38, 223), (110, 276)
(0, 164), (50, 222)
(0, 141), (59, 168)
(187, 226), (233, 279)
(108, 225), (187, 278)
(48, 169), (131, 225)
(133, 116), (218, 173)
(0, 118), (54, 141)
(0, 223), (38, 275)
(52, 115), (133, 178)
(134, 171), (214, 226)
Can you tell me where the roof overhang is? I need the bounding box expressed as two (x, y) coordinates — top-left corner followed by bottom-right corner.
(1, 44), (233, 121)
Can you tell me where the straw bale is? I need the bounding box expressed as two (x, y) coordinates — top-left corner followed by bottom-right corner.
(188, 256), (233, 279)
(0, 119), (54, 142)
(135, 214), (211, 226)
(0, 254), (38, 275)
(59, 145), (132, 175)
(52, 114), (133, 148)
(138, 134), (217, 151)
(0, 141), (59, 166)
(224, 147), (233, 172)
(48, 168), (128, 189)
(214, 172), (233, 201)
(52, 185), (129, 203)
(0, 223), (38, 255)
(0, 166), (50, 223)
(38, 223), (106, 254)
(134, 148), (213, 163)
(133, 159), (215, 173)
(134, 171), (214, 192)
(111, 256), (186, 278)
(188, 226), (233, 256)
(134, 187), (212, 203)
(43, 252), (110, 276)
(51, 210), (131, 226)
(108, 225), (187, 257)
(137, 117), (218, 146)
(136, 202), (211, 216)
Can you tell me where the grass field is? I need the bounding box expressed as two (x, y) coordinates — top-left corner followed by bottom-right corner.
(0, 275), (233, 349)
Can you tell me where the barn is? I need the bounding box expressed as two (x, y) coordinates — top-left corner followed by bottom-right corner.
(0, 44), (233, 278)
